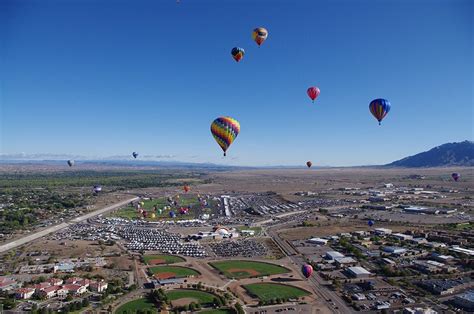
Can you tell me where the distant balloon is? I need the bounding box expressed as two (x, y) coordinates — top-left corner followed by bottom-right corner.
(67, 160), (74, 167)
(451, 173), (460, 182)
(157, 208), (163, 214)
(301, 264), (313, 278)
(183, 185), (190, 193)
(252, 27), (268, 46)
(368, 219), (375, 227)
(307, 87), (320, 103)
(306, 161), (312, 168)
(132, 152), (138, 159)
(231, 47), (245, 62)
(139, 201), (145, 207)
(151, 213), (156, 218)
(169, 211), (176, 218)
(369, 98), (391, 125)
(93, 185), (102, 193)
(211, 117), (240, 156)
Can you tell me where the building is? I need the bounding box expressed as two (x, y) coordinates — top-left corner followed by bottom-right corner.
(334, 257), (357, 267)
(241, 230), (255, 236)
(431, 253), (454, 263)
(374, 228), (392, 235)
(38, 285), (59, 298)
(63, 284), (86, 295)
(90, 280), (108, 293)
(403, 308), (437, 314)
(308, 238), (328, 245)
(383, 246), (407, 255)
(346, 266), (372, 278)
(325, 251), (344, 260)
(15, 288), (35, 299)
(392, 233), (414, 241)
(453, 290), (474, 311)
(450, 246), (474, 256)
(65, 277), (82, 284)
(0, 277), (17, 291)
(48, 278), (63, 286)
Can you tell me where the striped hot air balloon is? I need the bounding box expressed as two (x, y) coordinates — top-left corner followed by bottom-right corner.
(307, 87), (320, 103)
(369, 98), (391, 125)
(211, 117), (240, 156)
(231, 47), (245, 62)
(451, 173), (460, 182)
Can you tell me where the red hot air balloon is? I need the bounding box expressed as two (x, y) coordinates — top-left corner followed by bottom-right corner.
(306, 161), (312, 168)
(301, 264), (313, 278)
(183, 185), (190, 193)
(307, 87), (320, 103)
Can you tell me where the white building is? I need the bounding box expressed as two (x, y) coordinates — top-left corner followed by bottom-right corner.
(392, 233), (414, 241)
(374, 228), (392, 235)
(308, 238), (328, 245)
(325, 251), (345, 260)
(347, 266), (372, 278)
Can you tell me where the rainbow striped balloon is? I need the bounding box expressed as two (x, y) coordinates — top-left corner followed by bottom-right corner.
(369, 98), (391, 125)
(211, 117), (240, 156)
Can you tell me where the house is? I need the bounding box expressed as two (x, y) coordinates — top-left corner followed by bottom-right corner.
(77, 279), (90, 288)
(89, 280), (108, 293)
(0, 277), (18, 291)
(15, 288), (35, 299)
(65, 277), (82, 284)
(48, 278), (63, 286)
(63, 284), (86, 295)
(57, 288), (68, 299)
(34, 282), (51, 292)
(38, 285), (59, 298)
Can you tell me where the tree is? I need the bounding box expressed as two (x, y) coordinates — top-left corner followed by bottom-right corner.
(235, 302), (244, 314)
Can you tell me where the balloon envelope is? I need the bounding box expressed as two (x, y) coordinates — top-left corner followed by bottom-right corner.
(183, 185), (190, 193)
(93, 185), (102, 193)
(369, 99), (391, 125)
(307, 87), (320, 102)
(132, 152), (138, 159)
(67, 160), (74, 167)
(306, 161), (312, 168)
(368, 220), (375, 227)
(451, 173), (460, 181)
(301, 264), (313, 278)
(252, 27), (268, 46)
(231, 47), (245, 62)
(211, 117), (240, 156)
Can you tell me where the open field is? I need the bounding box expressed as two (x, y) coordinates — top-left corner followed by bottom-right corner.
(143, 254), (185, 265)
(199, 309), (235, 314)
(167, 289), (216, 306)
(210, 260), (290, 279)
(149, 265), (200, 279)
(243, 283), (310, 302)
(115, 298), (157, 314)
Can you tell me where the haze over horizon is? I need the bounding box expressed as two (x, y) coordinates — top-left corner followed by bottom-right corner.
(1, 0), (472, 167)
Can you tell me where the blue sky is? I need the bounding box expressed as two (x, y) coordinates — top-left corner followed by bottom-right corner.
(1, 0), (472, 166)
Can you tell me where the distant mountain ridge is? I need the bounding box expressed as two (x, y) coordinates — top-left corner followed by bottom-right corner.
(386, 141), (474, 167)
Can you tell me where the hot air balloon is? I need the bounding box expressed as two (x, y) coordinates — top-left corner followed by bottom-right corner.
(301, 264), (313, 278)
(306, 161), (312, 168)
(211, 117), (240, 156)
(157, 208), (163, 214)
(93, 185), (102, 193)
(132, 152), (138, 159)
(169, 211), (176, 218)
(231, 47), (245, 62)
(139, 201), (145, 207)
(451, 173), (460, 182)
(307, 87), (320, 103)
(67, 160), (74, 167)
(368, 219), (375, 227)
(183, 185), (190, 193)
(143, 210), (148, 218)
(151, 213), (156, 218)
(369, 99), (391, 125)
(252, 27), (268, 46)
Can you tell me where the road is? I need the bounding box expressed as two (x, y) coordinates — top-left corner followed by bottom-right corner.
(0, 196), (138, 253)
(266, 222), (352, 314)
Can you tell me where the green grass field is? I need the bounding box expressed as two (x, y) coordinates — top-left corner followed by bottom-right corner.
(112, 195), (208, 221)
(143, 254), (185, 265)
(243, 283), (310, 302)
(166, 289), (216, 306)
(115, 298), (157, 314)
(209, 260), (290, 279)
(149, 266), (200, 278)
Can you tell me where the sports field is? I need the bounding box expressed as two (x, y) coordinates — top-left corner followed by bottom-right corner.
(199, 309), (235, 314)
(143, 254), (185, 265)
(209, 260), (290, 279)
(166, 289), (216, 306)
(149, 265), (200, 279)
(115, 298), (157, 313)
(243, 283), (310, 302)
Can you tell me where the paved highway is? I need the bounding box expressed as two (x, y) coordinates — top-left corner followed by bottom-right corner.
(266, 222), (352, 314)
(0, 196), (138, 253)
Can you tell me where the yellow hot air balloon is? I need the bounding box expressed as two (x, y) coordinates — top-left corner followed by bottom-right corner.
(211, 117), (240, 156)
